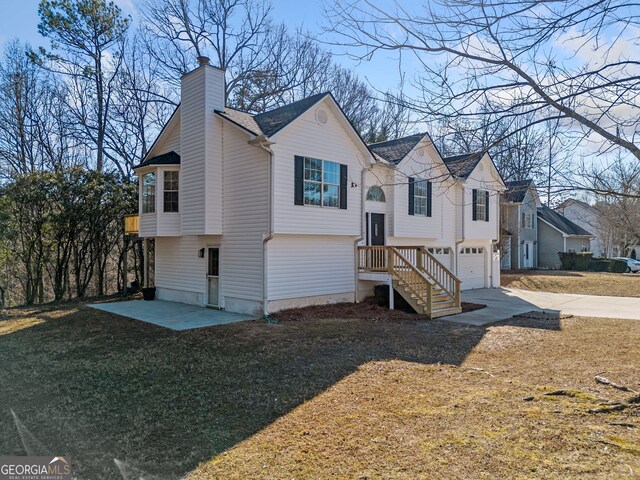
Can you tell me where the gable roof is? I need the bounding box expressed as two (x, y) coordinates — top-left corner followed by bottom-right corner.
(442, 152), (484, 179)
(368, 133), (425, 164)
(537, 205), (592, 236)
(135, 151), (180, 169)
(504, 179), (534, 203)
(252, 92), (328, 137)
(555, 198), (595, 211)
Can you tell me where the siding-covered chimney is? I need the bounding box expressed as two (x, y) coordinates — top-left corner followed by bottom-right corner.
(180, 59), (225, 235)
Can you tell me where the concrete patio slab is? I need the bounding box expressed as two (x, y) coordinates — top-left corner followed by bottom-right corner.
(447, 288), (640, 326)
(89, 300), (258, 331)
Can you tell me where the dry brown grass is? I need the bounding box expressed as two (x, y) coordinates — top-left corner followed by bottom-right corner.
(0, 302), (639, 479)
(502, 270), (640, 297)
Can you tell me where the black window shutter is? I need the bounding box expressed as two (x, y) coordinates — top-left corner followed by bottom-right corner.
(485, 190), (490, 222)
(294, 156), (304, 205)
(427, 181), (433, 217)
(408, 177), (415, 215)
(339, 164), (348, 210)
(472, 189), (478, 221)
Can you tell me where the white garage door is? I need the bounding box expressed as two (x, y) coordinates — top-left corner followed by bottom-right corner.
(459, 247), (486, 290)
(427, 247), (453, 270)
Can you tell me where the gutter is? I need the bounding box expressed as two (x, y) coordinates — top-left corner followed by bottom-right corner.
(248, 135), (275, 317)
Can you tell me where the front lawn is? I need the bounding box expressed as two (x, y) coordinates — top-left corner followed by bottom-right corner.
(1, 302), (639, 479)
(502, 269), (640, 297)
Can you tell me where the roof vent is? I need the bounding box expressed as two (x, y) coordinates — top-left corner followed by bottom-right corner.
(316, 108), (328, 125)
(197, 56), (210, 67)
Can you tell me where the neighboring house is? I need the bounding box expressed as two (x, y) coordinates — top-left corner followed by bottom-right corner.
(133, 57), (504, 318)
(500, 179), (540, 269)
(537, 206), (592, 268)
(555, 198), (608, 257)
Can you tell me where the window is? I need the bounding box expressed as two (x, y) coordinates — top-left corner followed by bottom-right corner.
(163, 171), (179, 212)
(522, 211), (533, 229)
(414, 180), (430, 216)
(427, 247), (451, 255)
(304, 157), (340, 208)
(142, 172), (156, 214)
(474, 189), (489, 221)
(461, 247), (485, 254)
(366, 186), (386, 202)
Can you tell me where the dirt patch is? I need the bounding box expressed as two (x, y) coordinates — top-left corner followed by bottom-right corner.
(502, 269), (640, 297)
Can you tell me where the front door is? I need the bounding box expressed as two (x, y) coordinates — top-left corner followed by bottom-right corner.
(207, 247), (220, 307)
(369, 213), (385, 246)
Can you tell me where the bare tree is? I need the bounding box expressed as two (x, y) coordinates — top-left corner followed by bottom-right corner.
(327, 0), (640, 174)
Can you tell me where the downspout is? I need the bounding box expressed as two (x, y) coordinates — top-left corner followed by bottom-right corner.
(248, 135), (274, 318)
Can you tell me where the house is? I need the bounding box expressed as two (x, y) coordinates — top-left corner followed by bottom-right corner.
(500, 179), (540, 269)
(132, 56), (505, 318)
(555, 199), (610, 257)
(537, 206), (592, 268)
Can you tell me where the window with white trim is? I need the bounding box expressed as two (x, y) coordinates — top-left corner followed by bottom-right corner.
(366, 186), (386, 202)
(428, 247), (451, 255)
(414, 180), (429, 216)
(163, 171), (179, 213)
(142, 172), (156, 214)
(475, 190), (488, 221)
(304, 157), (340, 208)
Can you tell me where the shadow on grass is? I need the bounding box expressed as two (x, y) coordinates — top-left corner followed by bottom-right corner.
(0, 302), (562, 479)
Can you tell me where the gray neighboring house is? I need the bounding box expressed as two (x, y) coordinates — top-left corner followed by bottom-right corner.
(501, 179), (540, 269)
(537, 206), (592, 268)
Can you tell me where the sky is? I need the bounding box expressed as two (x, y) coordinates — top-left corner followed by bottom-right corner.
(0, 0), (406, 93)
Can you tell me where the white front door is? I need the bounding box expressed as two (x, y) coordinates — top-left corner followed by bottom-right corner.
(207, 247), (220, 307)
(523, 241), (533, 268)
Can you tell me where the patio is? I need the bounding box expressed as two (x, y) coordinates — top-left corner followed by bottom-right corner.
(89, 299), (258, 330)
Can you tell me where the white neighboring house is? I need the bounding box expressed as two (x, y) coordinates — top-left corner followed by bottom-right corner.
(555, 198), (610, 257)
(133, 57), (505, 318)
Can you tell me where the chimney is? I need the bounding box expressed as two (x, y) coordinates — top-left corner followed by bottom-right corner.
(179, 56), (225, 235)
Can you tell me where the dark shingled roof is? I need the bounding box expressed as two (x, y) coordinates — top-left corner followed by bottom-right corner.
(368, 133), (425, 164)
(442, 152), (484, 179)
(136, 151), (180, 168)
(504, 179), (533, 203)
(537, 205), (592, 236)
(253, 92), (328, 137)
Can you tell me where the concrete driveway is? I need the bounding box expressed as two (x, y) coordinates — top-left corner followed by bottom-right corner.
(448, 288), (640, 326)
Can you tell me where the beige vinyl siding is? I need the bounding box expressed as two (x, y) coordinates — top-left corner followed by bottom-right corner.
(220, 122), (269, 302)
(462, 156), (501, 242)
(180, 66), (225, 236)
(270, 98), (365, 236)
(146, 109), (181, 159)
(267, 235), (356, 300)
(180, 69), (206, 235)
(155, 235), (214, 295)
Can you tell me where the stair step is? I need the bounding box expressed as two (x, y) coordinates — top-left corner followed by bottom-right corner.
(431, 307), (463, 319)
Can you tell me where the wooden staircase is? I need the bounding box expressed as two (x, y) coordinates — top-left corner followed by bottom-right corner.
(358, 246), (462, 318)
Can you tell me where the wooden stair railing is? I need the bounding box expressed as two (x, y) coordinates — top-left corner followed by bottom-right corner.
(357, 245), (462, 317)
(417, 247), (462, 310)
(388, 247), (433, 315)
